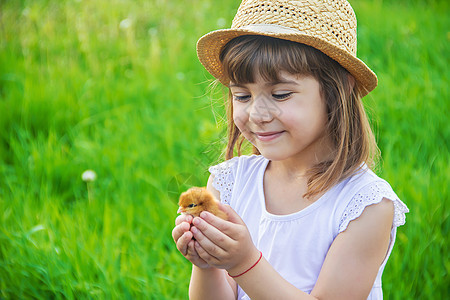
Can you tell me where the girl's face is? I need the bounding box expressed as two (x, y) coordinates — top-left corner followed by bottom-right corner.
(231, 71), (333, 164)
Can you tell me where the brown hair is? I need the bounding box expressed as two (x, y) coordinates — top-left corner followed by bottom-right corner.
(219, 35), (379, 198)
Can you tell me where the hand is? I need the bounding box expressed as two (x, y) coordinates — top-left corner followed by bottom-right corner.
(172, 214), (210, 269)
(190, 203), (261, 276)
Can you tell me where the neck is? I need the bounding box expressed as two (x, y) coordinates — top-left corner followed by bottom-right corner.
(267, 138), (334, 181)
(267, 158), (312, 185)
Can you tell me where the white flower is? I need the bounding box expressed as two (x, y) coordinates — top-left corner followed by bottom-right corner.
(119, 18), (132, 30)
(216, 18), (226, 28)
(176, 72), (185, 80)
(82, 170), (97, 182)
(148, 27), (158, 37)
(22, 7), (30, 17)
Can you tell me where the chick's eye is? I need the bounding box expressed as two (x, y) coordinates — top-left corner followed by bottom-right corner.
(272, 92), (293, 100)
(188, 204), (197, 208)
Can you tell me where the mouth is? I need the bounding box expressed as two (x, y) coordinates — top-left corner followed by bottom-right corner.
(177, 207), (185, 214)
(253, 131), (284, 142)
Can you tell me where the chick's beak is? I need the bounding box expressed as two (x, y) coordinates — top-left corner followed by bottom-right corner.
(177, 206), (184, 214)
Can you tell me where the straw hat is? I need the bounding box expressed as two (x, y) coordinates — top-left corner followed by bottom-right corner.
(197, 0), (377, 96)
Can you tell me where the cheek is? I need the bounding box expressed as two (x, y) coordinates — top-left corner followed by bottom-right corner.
(281, 109), (305, 127)
(282, 107), (326, 134)
(233, 105), (248, 130)
(233, 105), (256, 143)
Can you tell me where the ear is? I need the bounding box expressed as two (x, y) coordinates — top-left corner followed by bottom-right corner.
(347, 73), (356, 93)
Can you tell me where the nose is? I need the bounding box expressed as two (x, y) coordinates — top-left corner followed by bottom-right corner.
(248, 93), (275, 124)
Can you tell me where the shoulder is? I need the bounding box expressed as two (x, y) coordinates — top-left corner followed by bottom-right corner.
(342, 197), (394, 236)
(209, 155), (265, 174)
(206, 173), (221, 201)
(337, 166), (409, 233)
(207, 155), (267, 204)
(208, 155), (267, 184)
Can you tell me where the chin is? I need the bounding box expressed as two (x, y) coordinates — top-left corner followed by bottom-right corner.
(258, 149), (290, 161)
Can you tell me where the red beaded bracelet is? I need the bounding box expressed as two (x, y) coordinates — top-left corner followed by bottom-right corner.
(228, 251), (263, 278)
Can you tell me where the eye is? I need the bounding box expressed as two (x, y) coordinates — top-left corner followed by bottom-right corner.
(187, 204), (197, 208)
(272, 92), (293, 100)
(232, 94), (251, 102)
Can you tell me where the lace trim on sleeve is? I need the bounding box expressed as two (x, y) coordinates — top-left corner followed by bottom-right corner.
(338, 181), (409, 233)
(208, 157), (239, 205)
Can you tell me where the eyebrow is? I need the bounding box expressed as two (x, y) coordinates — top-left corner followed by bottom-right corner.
(229, 80), (297, 88)
(229, 83), (245, 88)
(266, 80), (297, 86)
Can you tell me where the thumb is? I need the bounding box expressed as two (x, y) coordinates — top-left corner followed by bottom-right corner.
(219, 203), (244, 225)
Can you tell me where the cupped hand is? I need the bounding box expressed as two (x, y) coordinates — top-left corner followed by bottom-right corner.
(172, 214), (210, 269)
(190, 203), (260, 276)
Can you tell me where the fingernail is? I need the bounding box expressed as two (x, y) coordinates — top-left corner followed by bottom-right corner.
(191, 226), (197, 234)
(200, 211), (208, 219)
(193, 217), (200, 226)
(182, 222), (189, 230)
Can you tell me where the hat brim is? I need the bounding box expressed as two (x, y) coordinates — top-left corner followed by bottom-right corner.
(197, 28), (377, 96)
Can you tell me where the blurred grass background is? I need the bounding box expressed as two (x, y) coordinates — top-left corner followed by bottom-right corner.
(0, 0), (448, 299)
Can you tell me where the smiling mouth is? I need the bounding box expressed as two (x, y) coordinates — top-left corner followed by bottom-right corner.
(254, 131), (284, 141)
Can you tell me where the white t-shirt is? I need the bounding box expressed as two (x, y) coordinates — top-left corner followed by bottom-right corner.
(209, 155), (409, 300)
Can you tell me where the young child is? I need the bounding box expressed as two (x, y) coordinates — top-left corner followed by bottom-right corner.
(172, 0), (409, 299)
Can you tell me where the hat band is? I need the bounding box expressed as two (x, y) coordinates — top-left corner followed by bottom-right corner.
(237, 23), (355, 57)
(238, 24), (302, 35)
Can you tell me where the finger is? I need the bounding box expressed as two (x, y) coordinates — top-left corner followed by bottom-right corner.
(194, 240), (220, 265)
(191, 223), (228, 257)
(187, 240), (209, 267)
(176, 231), (193, 256)
(187, 239), (196, 255)
(175, 214), (193, 226)
(193, 215), (231, 245)
(172, 221), (191, 242)
(218, 203), (244, 225)
(198, 207), (244, 238)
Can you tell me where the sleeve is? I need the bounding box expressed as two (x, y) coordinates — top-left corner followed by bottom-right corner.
(208, 157), (240, 205)
(338, 180), (409, 234)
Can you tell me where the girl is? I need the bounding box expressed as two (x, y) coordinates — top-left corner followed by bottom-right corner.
(172, 0), (409, 299)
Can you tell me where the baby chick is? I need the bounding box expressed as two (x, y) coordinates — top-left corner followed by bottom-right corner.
(178, 187), (228, 220)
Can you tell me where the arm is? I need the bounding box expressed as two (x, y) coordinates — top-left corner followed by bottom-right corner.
(311, 198), (394, 299)
(191, 198), (394, 299)
(189, 175), (237, 299)
(172, 174), (236, 300)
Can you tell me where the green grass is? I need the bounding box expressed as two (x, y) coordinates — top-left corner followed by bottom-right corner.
(0, 0), (448, 299)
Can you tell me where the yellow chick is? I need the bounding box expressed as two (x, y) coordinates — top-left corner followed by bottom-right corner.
(178, 187), (228, 220)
